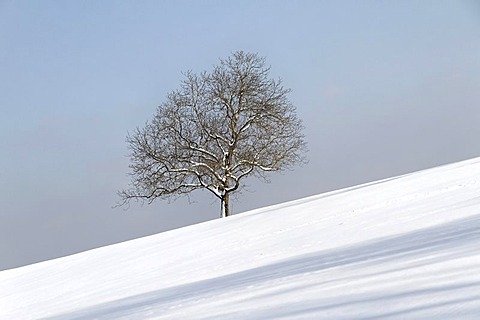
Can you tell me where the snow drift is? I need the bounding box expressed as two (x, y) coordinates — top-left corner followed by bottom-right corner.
(1, 157), (480, 319)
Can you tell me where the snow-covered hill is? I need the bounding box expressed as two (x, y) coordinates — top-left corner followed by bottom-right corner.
(2, 157), (480, 319)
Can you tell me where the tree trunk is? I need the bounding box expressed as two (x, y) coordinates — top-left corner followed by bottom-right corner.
(221, 193), (230, 218)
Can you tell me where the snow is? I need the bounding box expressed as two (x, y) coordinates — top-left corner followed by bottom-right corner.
(1, 157), (480, 319)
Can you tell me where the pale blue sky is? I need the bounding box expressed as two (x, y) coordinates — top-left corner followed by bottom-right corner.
(1, 1), (479, 270)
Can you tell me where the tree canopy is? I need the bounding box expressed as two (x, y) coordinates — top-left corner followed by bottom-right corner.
(119, 51), (306, 217)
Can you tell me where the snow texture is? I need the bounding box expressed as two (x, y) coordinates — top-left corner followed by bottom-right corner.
(1, 157), (480, 319)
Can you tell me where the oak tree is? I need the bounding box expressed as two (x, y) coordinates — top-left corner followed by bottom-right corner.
(119, 52), (306, 217)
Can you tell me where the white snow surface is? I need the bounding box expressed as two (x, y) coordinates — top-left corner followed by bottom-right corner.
(2, 157), (480, 319)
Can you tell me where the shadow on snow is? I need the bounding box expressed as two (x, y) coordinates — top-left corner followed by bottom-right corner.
(47, 211), (480, 319)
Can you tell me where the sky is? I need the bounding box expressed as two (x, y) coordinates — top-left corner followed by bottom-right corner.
(1, 0), (479, 271)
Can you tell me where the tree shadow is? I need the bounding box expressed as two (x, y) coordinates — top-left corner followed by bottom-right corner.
(46, 212), (480, 319)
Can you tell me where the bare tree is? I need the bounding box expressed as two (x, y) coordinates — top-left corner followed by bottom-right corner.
(119, 51), (306, 218)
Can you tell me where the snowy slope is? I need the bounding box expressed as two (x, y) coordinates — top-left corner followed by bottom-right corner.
(2, 157), (480, 319)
